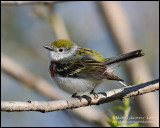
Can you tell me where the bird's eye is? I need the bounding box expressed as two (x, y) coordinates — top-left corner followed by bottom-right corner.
(59, 49), (63, 52)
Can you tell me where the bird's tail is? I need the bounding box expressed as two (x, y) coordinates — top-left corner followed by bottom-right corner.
(104, 49), (144, 65)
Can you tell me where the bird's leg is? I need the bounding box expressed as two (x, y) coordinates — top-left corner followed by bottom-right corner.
(71, 93), (82, 101)
(118, 81), (128, 87)
(90, 90), (98, 99)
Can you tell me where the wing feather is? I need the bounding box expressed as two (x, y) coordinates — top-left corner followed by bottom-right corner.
(55, 56), (106, 79)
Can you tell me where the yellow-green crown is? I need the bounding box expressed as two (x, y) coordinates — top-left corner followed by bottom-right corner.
(51, 39), (75, 48)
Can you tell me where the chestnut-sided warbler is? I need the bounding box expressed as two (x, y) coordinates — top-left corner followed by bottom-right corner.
(44, 39), (144, 96)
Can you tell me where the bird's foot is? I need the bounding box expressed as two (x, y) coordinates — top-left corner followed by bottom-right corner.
(90, 90), (98, 99)
(71, 93), (82, 102)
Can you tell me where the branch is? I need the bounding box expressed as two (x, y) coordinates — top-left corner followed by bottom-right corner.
(1, 1), (58, 5)
(2, 79), (159, 112)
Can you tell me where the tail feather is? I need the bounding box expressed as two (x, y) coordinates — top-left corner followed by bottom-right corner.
(104, 49), (144, 65)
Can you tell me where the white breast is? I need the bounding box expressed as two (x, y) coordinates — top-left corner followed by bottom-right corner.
(53, 76), (101, 94)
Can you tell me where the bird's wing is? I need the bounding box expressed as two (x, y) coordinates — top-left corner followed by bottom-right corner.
(55, 56), (123, 81)
(55, 56), (106, 80)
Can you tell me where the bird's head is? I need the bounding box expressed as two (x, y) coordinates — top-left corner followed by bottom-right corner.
(43, 39), (78, 61)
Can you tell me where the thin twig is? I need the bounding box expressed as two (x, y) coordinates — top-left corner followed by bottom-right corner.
(1, 1), (58, 5)
(1, 79), (159, 112)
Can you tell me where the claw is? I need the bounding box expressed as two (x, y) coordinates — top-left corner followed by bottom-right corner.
(71, 93), (77, 98)
(90, 90), (98, 99)
(71, 93), (82, 102)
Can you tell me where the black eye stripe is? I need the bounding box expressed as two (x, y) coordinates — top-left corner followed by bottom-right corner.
(59, 49), (63, 52)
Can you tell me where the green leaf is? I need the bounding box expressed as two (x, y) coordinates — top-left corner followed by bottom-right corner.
(123, 98), (129, 110)
(113, 106), (125, 111)
(106, 95), (141, 127)
(136, 77), (143, 84)
(126, 123), (140, 127)
(106, 111), (122, 127)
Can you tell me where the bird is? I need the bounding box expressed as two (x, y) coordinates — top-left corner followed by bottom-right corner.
(43, 39), (144, 97)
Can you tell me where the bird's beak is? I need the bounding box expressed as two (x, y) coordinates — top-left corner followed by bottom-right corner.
(43, 45), (54, 51)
